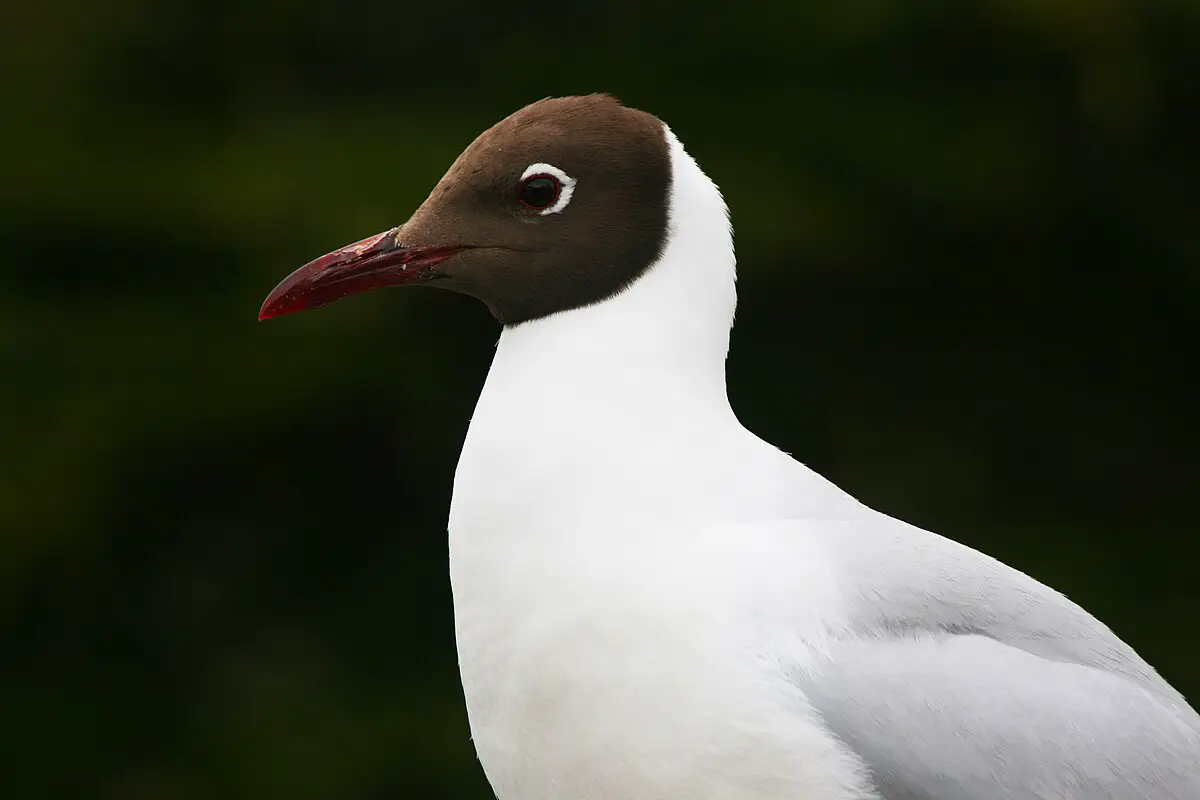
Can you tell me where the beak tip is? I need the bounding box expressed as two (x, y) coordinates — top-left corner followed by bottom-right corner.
(258, 290), (284, 320)
(257, 297), (281, 322)
(258, 280), (307, 321)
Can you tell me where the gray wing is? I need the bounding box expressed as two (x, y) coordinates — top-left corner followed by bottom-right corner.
(797, 634), (1200, 799)
(794, 511), (1200, 799)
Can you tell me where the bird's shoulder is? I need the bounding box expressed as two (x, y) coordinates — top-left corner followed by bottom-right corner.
(803, 505), (1184, 699)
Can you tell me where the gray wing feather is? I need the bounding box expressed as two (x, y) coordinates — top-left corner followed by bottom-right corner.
(798, 634), (1200, 799)
(793, 511), (1200, 798)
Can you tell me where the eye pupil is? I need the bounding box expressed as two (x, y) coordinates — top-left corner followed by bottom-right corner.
(519, 176), (560, 209)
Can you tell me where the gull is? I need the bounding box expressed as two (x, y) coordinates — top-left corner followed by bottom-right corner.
(260, 94), (1200, 799)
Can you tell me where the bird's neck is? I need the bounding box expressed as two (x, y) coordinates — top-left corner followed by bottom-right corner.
(451, 286), (745, 548)
(471, 248), (737, 448)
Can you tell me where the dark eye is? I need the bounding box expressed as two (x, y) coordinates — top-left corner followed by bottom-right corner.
(519, 175), (561, 210)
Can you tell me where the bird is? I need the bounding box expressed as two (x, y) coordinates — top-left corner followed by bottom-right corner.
(259, 95), (1200, 799)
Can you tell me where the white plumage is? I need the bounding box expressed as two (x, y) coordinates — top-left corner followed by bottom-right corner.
(447, 127), (1200, 799)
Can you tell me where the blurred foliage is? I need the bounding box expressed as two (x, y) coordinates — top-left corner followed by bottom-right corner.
(2, 0), (1199, 797)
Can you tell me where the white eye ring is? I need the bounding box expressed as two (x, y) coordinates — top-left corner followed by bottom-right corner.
(520, 163), (576, 215)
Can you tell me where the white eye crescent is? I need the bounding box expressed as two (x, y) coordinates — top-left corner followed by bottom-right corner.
(518, 163), (576, 215)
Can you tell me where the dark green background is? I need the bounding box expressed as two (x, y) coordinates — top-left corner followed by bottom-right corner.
(3, 1), (1198, 797)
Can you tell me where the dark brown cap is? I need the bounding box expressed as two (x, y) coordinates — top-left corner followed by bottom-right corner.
(260, 95), (673, 325)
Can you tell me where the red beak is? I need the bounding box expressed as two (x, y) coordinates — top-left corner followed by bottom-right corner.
(258, 228), (469, 320)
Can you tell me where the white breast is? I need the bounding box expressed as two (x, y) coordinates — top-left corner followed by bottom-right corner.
(450, 517), (872, 800)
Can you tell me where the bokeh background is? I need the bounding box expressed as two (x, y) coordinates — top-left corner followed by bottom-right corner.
(3, 1), (1199, 797)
